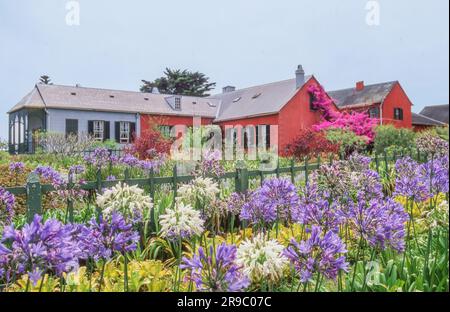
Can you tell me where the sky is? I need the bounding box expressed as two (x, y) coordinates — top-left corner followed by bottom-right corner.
(0, 0), (448, 140)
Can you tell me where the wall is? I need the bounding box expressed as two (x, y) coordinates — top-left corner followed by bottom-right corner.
(46, 108), (139, 139)
(381, 83), (413, 128)
(278, 77), (338, 152)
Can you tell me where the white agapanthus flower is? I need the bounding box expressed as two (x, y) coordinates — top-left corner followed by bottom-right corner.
(236, 234), (288, 284)
(159, 202), (205, 240)
(176, 176), (219, 208)
(96, 183), (152, 221)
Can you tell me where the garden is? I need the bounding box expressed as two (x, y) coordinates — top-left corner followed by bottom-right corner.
(0, 88), (449, 293)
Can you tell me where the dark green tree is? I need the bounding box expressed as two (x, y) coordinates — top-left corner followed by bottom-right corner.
(140, 68), (216, 96)
(39, 75), (52, 85)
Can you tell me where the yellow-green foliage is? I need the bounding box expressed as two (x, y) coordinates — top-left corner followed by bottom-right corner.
(7, 260), (173, 292)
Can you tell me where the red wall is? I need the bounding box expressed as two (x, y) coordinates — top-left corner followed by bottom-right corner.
(140, 114), (214, 133)
(278, 77), (339, 152)
(380, 83), (412, 128)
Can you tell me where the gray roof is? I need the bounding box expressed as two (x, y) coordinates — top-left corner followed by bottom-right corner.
(9, 84), (219, 118)
(419, 104), (449, 124)
(412, 112), (446, 126)
(210, 76), (313, 122)
(327, 81), (397, 108)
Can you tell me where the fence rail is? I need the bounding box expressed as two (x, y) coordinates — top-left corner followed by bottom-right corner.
(2, 150), (430, 223)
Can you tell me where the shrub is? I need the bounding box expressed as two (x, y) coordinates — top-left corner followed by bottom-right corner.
(308, 84), (378, 142)
(325, 129), (367, 157)
(415, 129), (449, 156)
(284, 129), (339, 159)
(373, 125), (416, 155)
(126, 127), (172, 160)
(36, 131), (97, 156)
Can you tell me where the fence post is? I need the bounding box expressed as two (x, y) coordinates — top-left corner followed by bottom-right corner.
(235, 168), (249, 193)
(173, 164), (178, 197)
(317, 154), (321, 169)
(96, 169), (102, 193)
(375, 153), (380, 173)
(383, 150), (389, 173)
(276, 159), (280, 178)
(124, 168), (130, 183)
(304, 157), (309, 186)
(290, 158), (295, 184)
(149, 168), (156, 231)
(67, 174), (74, 223)
(26, 173), (42, 222)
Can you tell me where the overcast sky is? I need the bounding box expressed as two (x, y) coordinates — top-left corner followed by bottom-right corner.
(0, 0), (448, 140)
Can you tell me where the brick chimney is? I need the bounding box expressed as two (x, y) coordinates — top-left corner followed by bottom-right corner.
(356, 81), (365, 91)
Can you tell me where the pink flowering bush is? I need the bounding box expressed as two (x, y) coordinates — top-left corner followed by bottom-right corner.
(308, 84), (378, 143)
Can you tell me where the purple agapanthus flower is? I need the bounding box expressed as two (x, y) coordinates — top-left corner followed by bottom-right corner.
(68, 164), (85, 178)
(347, 198), (409, 252)
(106, 175), (117, 181)
(9, 162), (25, 175)
(283, 225), (348, 283)
(194, 149), (225, 177)
(419, 155), (449, 196)
(77, 212), (139, 261)
(181, 243), (249, 292)
(394, 157), (430, 202)
(0, 215), (81, 285)
(240, 178), (300, 225)
(0, 187), (15, 224)
(33, 165), (64, 187)
(227, 191), (253, 216)
(121, 154), (139, 167)
(84, 147), (118, 170)
(295, 184), (345, 232)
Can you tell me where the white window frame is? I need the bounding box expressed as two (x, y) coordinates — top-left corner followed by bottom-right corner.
(120, 121), (130, 143)
(93, 120), (104, 141)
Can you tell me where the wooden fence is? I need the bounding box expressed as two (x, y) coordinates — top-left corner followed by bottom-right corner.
(2, 149), (429, 223)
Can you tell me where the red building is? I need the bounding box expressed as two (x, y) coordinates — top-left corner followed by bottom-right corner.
(327, 80), (413, 129)
(8, 65), (416, 154)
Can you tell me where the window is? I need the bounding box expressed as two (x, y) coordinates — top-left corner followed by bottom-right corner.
(174, 97), (181, 110)
(119, 122), (130, 143)
(309, 93), (317, 111)
(158, 125), (173, 138)
(394, 108), (404, 120)
(65, 119), (78, 137)
(368, 107), (380, 118)
(93, 121), (104, 141)
(256, 125), (271, 149)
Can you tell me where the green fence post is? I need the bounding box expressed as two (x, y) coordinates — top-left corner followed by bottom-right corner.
(304, 157), (309, 186)
(149, 168), (156, 231)
(383, 150), (389, 173)
(96, 169), (102, 193)
(317, 154), (321, 169)
(67, 174), (74, 223)
(26, 173), (42, 222)
(235, 168), (249, 193)
(173, 164), (178, 197)
(375, 153), (380, 173)
(124, 168), (130, 184)
(276, 159), (280, 178)
(290, 158), (295, 184)
(329, 153), (333, 166)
